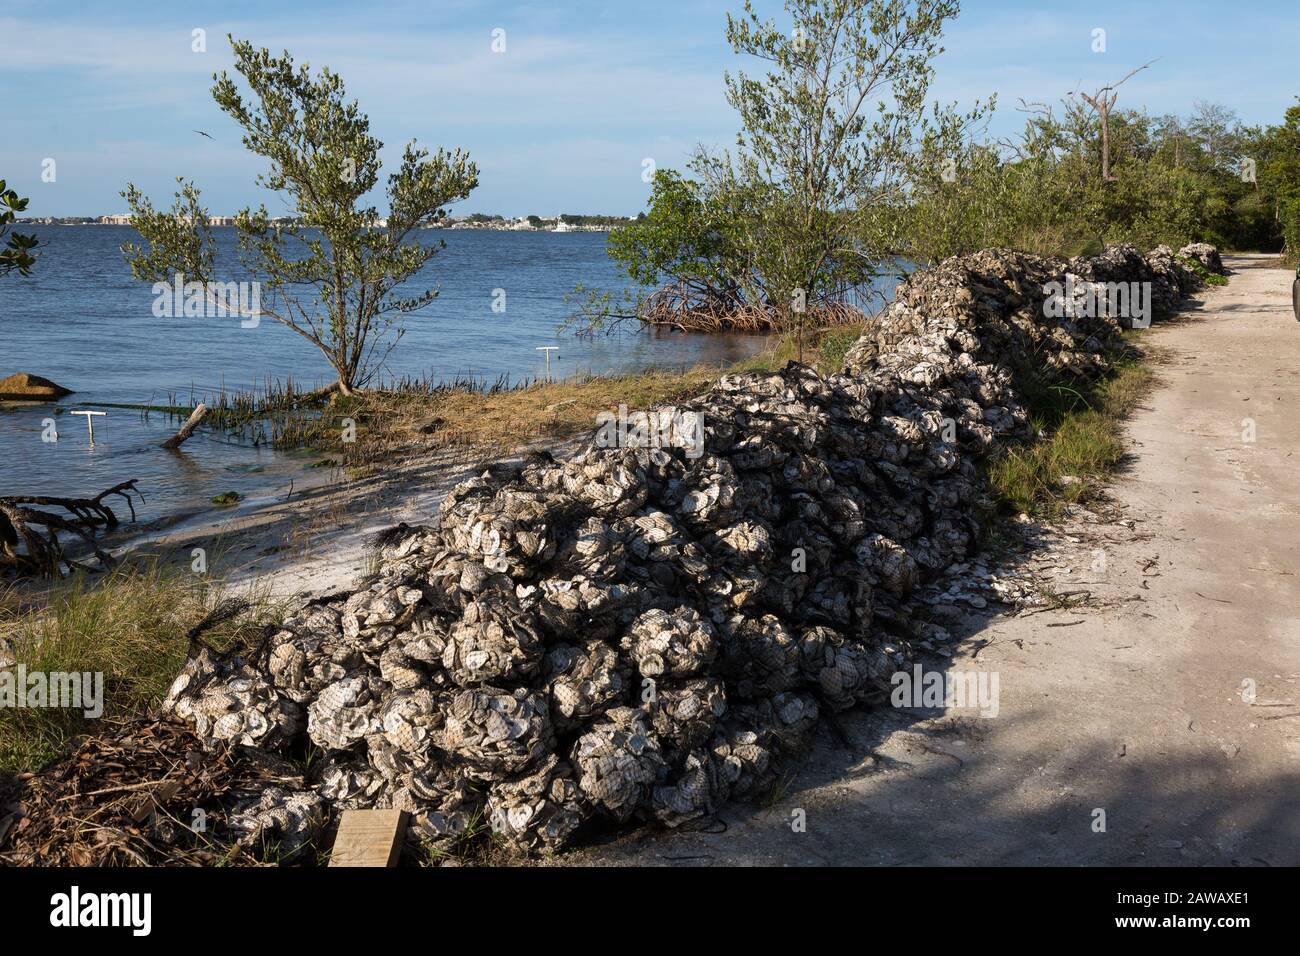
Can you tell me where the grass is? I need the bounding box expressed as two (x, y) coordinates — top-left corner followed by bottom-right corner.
(1175, 254), (1229, 286)
(988, 343), (1155, 517)
(347, 367), (739, 453)
(815, 321), (871, 371)
(0, 562), (278, 775)
(345, 325), (864, 456)
(265, 327), (865, 465)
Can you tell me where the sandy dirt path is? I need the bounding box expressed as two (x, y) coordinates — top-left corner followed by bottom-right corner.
(569, 255), (1300, 867)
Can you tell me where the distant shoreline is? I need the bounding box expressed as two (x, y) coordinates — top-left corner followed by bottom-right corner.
(18, 217), (633, 233)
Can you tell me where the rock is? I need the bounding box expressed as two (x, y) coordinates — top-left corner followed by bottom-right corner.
(0, 372), (73, 402)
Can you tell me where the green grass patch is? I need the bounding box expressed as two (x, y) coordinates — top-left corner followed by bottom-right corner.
(0, 564), (277, 775)
(1175, 254), (1228, 286)
(816, 322), (871, 373)
(989, 350), (1154, 517)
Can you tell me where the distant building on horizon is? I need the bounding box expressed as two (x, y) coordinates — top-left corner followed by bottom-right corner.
(99, 213), (242, 226)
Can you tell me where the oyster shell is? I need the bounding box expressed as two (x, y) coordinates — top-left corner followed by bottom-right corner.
(441, 686), (553, 777)
(228, 787), (325, 859)
(160, 241), (1214, 857)
(623, 606), (718, 679)
(571, 707), (665, 821)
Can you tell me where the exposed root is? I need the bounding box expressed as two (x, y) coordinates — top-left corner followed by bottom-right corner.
(0, 480), (143, 578)
(639, 282), (866, 333)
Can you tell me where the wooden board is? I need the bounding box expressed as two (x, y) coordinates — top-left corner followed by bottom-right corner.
(328, 809), (409, 867)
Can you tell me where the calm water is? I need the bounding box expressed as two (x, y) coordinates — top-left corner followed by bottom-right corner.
(0, 226), (772, 521)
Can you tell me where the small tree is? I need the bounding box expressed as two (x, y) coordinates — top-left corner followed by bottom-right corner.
(1187, 100), (1243, 174)
(0, 179), (38, 277)
(725, 0), (988, 353)
(577, 0), (985, 356)
(122, 38), (478, 395)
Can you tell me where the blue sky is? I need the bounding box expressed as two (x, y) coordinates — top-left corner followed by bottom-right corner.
(3, 0), (1298, 217)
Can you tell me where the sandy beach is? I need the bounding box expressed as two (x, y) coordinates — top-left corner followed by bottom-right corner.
(104, 435), (583, 600)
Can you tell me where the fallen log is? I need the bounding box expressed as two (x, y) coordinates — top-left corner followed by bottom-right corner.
(160, 403), (208, 449)
(0, 479), (143, 578)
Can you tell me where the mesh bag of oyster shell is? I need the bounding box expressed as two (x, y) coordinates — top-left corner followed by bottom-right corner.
(1178, 241), (1227, 275)
(157, 243), (1217, 859)
(0, 717), (321, 866)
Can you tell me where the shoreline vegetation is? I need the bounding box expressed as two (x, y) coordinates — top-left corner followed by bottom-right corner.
(0, 0), (1292, 866)
(73, 330), (812, 457)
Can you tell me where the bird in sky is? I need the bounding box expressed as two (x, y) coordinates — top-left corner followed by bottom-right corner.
(194, 130), (214, 140)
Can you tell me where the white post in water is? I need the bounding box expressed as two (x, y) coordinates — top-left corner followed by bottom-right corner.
(70, 410), (107, 444)
(536, 346), (560, 383)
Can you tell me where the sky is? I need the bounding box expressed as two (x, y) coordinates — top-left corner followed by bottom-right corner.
(3, 0), (1298, 218)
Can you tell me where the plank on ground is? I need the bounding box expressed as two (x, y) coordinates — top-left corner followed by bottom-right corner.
(328, 809), (409, 867)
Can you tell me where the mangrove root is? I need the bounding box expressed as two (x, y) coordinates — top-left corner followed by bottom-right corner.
(639, 282), (866, 334)
(0, 479), (143, 578)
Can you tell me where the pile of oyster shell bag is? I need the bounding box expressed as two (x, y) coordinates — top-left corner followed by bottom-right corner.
(163, 243), (1222, 857)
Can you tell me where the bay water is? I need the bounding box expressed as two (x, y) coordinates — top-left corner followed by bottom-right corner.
(0, 226), (772, 525)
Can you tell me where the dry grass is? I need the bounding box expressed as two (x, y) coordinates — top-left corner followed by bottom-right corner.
(365, 367), (731, 450)
(325, 325), (867, 462)
(312, 335), (818, 464)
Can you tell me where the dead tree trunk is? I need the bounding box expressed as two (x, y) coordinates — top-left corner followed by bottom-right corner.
(1078, 60), (1157, 184)
(160, 403), (208, 449)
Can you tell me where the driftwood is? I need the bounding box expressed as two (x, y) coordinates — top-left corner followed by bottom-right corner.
(160, 403), (208, 449)
(0, 479), (142, 578)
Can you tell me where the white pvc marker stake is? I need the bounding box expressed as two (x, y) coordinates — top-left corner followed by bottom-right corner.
(536, 346), (560, 383)
(70, 410), (107, 444)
